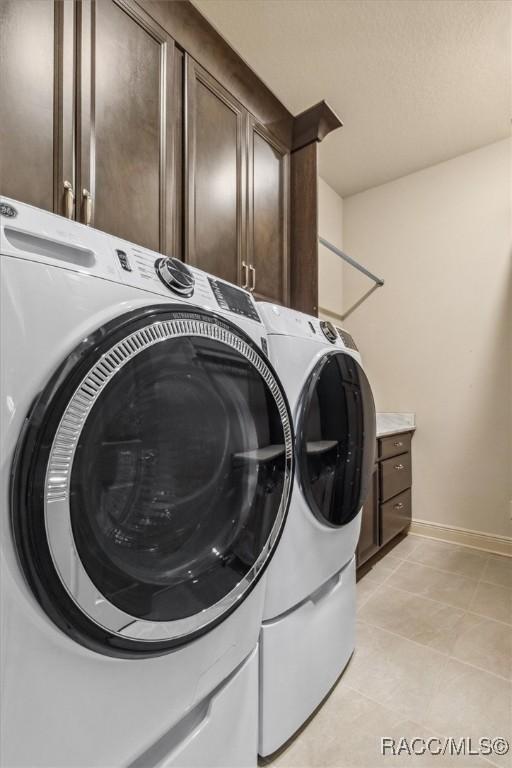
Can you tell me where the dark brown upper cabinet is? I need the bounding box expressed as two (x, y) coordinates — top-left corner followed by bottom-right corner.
(77, 0), (178, 254)
(247, 118), (289, 304)
(0, 0), (75, 214)
(1, 0), (340, 308)
(185, 57), (245, 286)
(185, 56), (289, 303)
(0, 0), (179, 255)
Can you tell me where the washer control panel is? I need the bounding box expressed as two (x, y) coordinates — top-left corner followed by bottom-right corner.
(107, 236), (262, 326)
(208, 278), (261, 323)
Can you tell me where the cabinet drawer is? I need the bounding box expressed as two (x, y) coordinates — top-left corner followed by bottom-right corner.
(378, 431), (412, 460)
(380, 451), (411, 502)
(380, 488), (412, 546)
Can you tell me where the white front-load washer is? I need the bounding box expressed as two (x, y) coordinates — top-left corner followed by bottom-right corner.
(0, 198), (293, 768)
(256, 303), (376, 757)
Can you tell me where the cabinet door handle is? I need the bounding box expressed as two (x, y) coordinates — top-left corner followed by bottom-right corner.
(394, 501), (404, 510)
(394, 463), (404, 471)
(63, 180), (75, 219)
(249, 264), (256, 293)
(393, 440), (403, 447)
(82, 189), (93, 226)
(241, 261), (249, 289)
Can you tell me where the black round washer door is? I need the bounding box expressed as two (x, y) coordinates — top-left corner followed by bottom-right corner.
(297, 351), (376, 527)
(12, 307), (293, 657)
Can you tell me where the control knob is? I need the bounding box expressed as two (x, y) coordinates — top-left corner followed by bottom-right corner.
(155, 257), (195, 298)
(320, 320), (337, 344)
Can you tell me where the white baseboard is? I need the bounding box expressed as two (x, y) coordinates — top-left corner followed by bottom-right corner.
(410, 518), (512, 557)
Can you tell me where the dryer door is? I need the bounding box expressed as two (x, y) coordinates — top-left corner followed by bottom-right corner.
(12, 306), (293, 657)
(296, 351), (376, 528)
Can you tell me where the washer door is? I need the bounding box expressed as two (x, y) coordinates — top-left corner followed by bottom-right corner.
(296, 351), (375, 528)
(12, 306), (293, 657)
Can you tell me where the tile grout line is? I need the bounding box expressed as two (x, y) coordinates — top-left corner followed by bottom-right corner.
(357, 558), (404, 609)
(407, 531), (512, 560)
(402, 552), (488, 581)
(368, 580), (512, 628)
(464, 606), (512, 628)
(361, 539), (481, 611)
(356, 616), (447, 658)
(464, 537), (512, 624)
(398, 546), (512, 603)
(275, 538), (510, 768)
(356, 546), (409, 608)
(363, 579), (469, 612)
(355, 616), (512, 683)
(468, 542), (487, 613)
(363, 538), (511, 624)
(338, 682), (505, 768)
(404, 540), (511, 589)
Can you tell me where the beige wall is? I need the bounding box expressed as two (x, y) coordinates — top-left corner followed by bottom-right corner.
(318, 177), (343, 323)
(342, 139), (512, 539)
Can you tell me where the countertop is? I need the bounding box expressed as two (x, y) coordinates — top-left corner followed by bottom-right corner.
(376, 412), (416, 437)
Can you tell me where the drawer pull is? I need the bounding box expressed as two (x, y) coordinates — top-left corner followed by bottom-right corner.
(394, 502), (404, 510)
(394, 463), (404, 471)
(393, 440), (403, 447)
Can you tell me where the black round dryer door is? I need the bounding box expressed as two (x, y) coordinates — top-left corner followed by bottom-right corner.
(12, 306), (293, 657)
(297, 351), (376, 527)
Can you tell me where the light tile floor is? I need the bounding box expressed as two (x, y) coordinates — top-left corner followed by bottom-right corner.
(267, 535), (512, 768)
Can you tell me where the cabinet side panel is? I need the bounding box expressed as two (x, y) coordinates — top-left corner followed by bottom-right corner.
(290, 143), (318, 315)
(252, 132), (286, 303)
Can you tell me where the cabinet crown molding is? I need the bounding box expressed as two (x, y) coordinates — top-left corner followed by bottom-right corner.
(292, 100), (343, 153)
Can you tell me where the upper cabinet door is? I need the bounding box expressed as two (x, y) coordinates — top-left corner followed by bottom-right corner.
(247, 118), (289, 305)
(77, 0), (177, 254)
(185, 57), (245, 286)
(0, 0), (75, 215)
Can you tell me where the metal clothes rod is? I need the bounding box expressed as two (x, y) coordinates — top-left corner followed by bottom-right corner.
(318, 236), (385, 321)
(319, 237), (384, 286)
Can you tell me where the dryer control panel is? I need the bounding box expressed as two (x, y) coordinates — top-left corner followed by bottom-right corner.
(257, 302), (361, 357)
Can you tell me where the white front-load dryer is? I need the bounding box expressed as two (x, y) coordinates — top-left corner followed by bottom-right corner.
(0, 199), (293, 768)
(256, 303), (376, 757)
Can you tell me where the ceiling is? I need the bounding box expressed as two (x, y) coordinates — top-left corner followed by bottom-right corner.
(193, 0), (511, 197)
